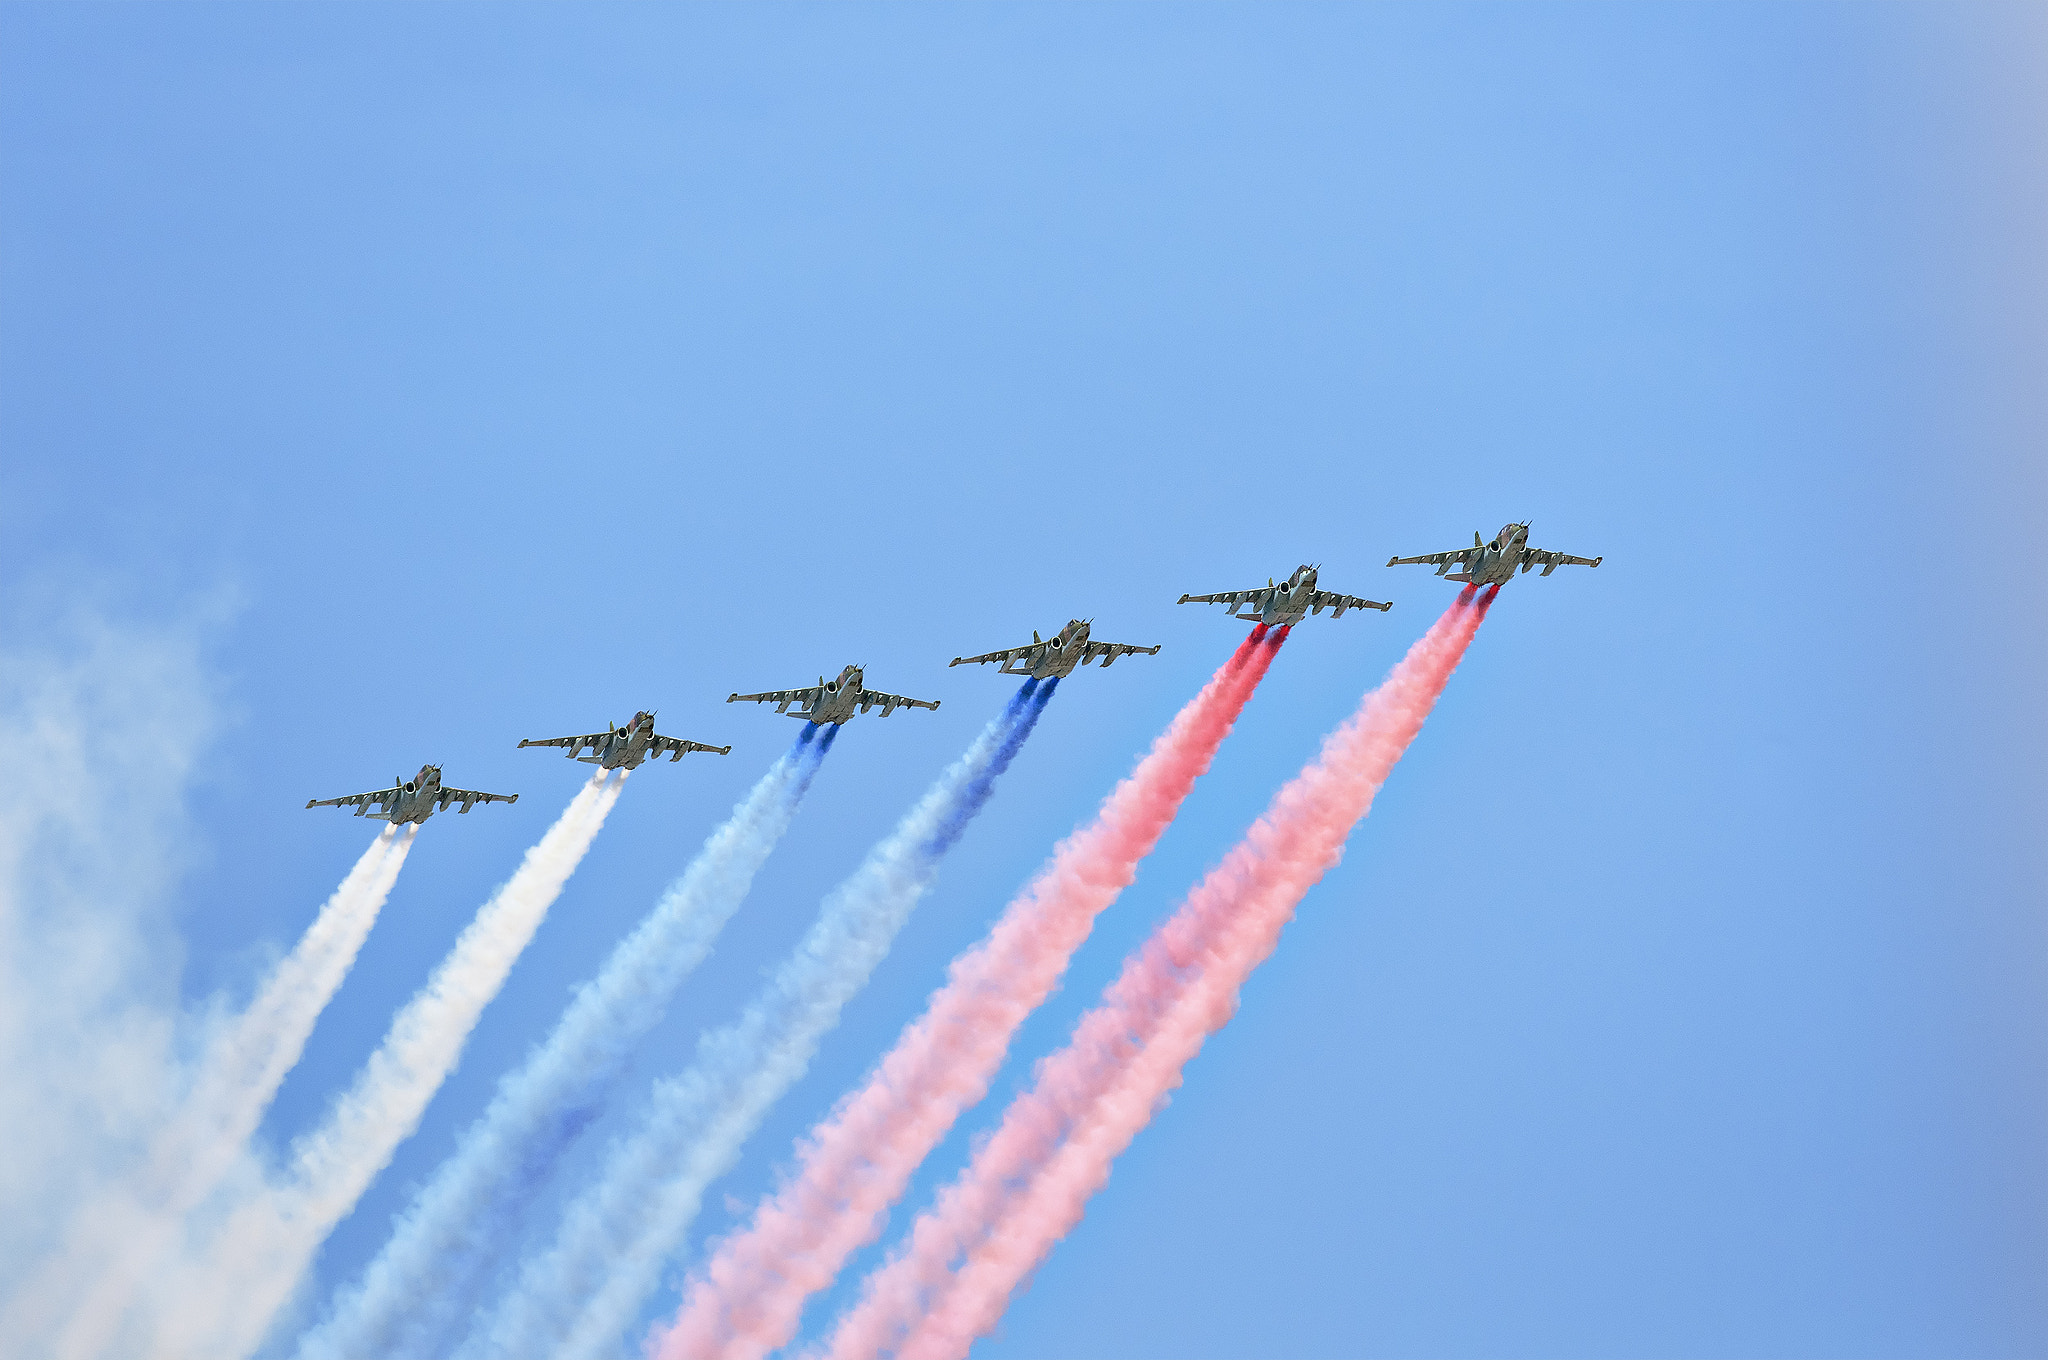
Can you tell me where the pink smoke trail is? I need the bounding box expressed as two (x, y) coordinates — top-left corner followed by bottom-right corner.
(825, 586), (1493, 1360)
(653, 626), (1285, 1360)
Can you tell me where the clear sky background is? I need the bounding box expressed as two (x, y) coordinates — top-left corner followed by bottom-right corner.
(3, 4), (2045, 1357)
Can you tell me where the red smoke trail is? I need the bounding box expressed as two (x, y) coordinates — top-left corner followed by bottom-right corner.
(653, 626), (1286, 1360)
(824, 586), (1493, 1360)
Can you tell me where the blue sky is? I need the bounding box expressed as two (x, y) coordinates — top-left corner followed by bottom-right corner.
(3, 4), (2045, 1356)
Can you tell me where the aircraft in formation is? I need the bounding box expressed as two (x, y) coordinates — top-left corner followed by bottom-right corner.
(950, 619), (1160, 680)
(307, 525), (1602, 826)
(1387, 522), (1601, 585)
(728, 665), (941, 726)
(306, 764), (518, 828)
(1178, 564), (1392, 627)
(518, 710), (731, 769)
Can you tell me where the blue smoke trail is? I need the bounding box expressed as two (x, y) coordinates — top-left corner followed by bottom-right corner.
(296, 732), (834, 1360)
(453, 682), (1051, 1360)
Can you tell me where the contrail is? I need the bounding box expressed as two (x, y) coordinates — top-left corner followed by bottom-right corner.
(297, 730), (835, 1360)
(826, 587), (1494, 1360)
(457, 683), (1054, 1360)
(15, 828), (414, 1360)
(137, 769), (627, 1360)
(656, 628), (1286, 1360)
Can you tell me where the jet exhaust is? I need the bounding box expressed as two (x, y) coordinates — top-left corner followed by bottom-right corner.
(822, 587), (1497, 1360)
(132, 770), (629, 1360)
(24, 827), (417, 1359)
(296, 734), (836, 1360)
(650, 625), (1288, 1360)
(451, 683), (1054, 1360)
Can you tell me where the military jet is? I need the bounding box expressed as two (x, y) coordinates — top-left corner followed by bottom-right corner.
(1387, 522), (1602, 585)
(306, 764), (517, 827)
(727, 665), (940, 725)
(518, 710), (731, 770)
(1178, 564), (1391, 627)
(950, 619), (1159, 681)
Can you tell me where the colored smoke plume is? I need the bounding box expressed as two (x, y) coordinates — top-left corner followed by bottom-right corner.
(455, 685), (1051, 1360)
(138, 770), (627, 1360)
(827, 587), (1493, 1360)
(297, 732), (834, 1360)
(657, 626), (1285, 1360)
(43, 826), (415, 1360)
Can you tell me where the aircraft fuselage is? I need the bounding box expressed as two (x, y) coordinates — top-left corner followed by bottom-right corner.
(1013, 620), (1093, 680)
(1449, 524), (1534, 585)
(1244, 566), (1321, 627)
(800, 666), (866, 725)
(583, 712), (658, 769)
(385, 765), (444, 826)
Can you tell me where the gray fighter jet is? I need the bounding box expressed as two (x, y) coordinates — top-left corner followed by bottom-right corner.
(518, 710), (731, 770)
(1178, 564), (1391, 627)
(306, 764), (517, 827)
(950, 619), (1160, 680)
(727, 665), (940, 725)
(1388, 522), (1601, 585)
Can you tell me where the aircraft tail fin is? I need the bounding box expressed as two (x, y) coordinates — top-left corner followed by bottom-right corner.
(1445, 572), (1474, 584)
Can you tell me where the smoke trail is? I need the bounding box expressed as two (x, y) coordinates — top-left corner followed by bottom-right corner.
(298, 731), (834, 1360)
(36, 827), (416, 1360)
(827, 588), (1494, 1360)
(657, 628), (1285, 1360)
(0, 606), (222, 1359)
(168, 828), (415, 1210)
(136, 770), (627, 1360)
(457, 684), (1053, 1360)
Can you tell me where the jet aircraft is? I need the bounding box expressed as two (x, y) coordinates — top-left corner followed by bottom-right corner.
(517, 710), (731, 770)
(728, 665), (940, 725)
(1178, 564), (1391, 627)
(306, 764), (517, 827)
(1387, 522), (1602, 585)
(950, 619), (1160, 680)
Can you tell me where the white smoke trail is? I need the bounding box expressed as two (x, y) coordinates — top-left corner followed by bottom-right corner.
(298, 734), (830, 1360)
(457, 687), (1049, 1360)
(33, 826), (416, 1360)
(0, 605), (221, 1358)
(134, 770), (627, 1360)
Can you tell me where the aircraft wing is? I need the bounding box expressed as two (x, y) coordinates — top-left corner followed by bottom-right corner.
(433, 786), (517, 813)
(1306, 589), (1391, 617)
(648, 733), (732, 761)
(306, 786), (400, 813)
(1522, 546), (1603, 576)
(1176, 588), (1268, 610)
(949, 643), (1034, 670)
(856, 688), (940, 717)
(1386, 546), (1479, 569)
(518, 732), (608, 758)
(728, 685), (823, 715)
(1080, 638), (1161, 667)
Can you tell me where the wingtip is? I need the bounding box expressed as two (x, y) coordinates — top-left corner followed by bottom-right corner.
(1380, 601), (1393, 611)
(1176, 594), (1190, 604)
(305, 799), (315, 809)
(1593, 557), (1603, 567)
(719, 745), (732, 755)
(948, 658), (961, 667)
(510, 794), (519, 803)
(727, 693), (739, 703)
(1386, 556), (1397, 567)
(517, 739), (531, 748)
